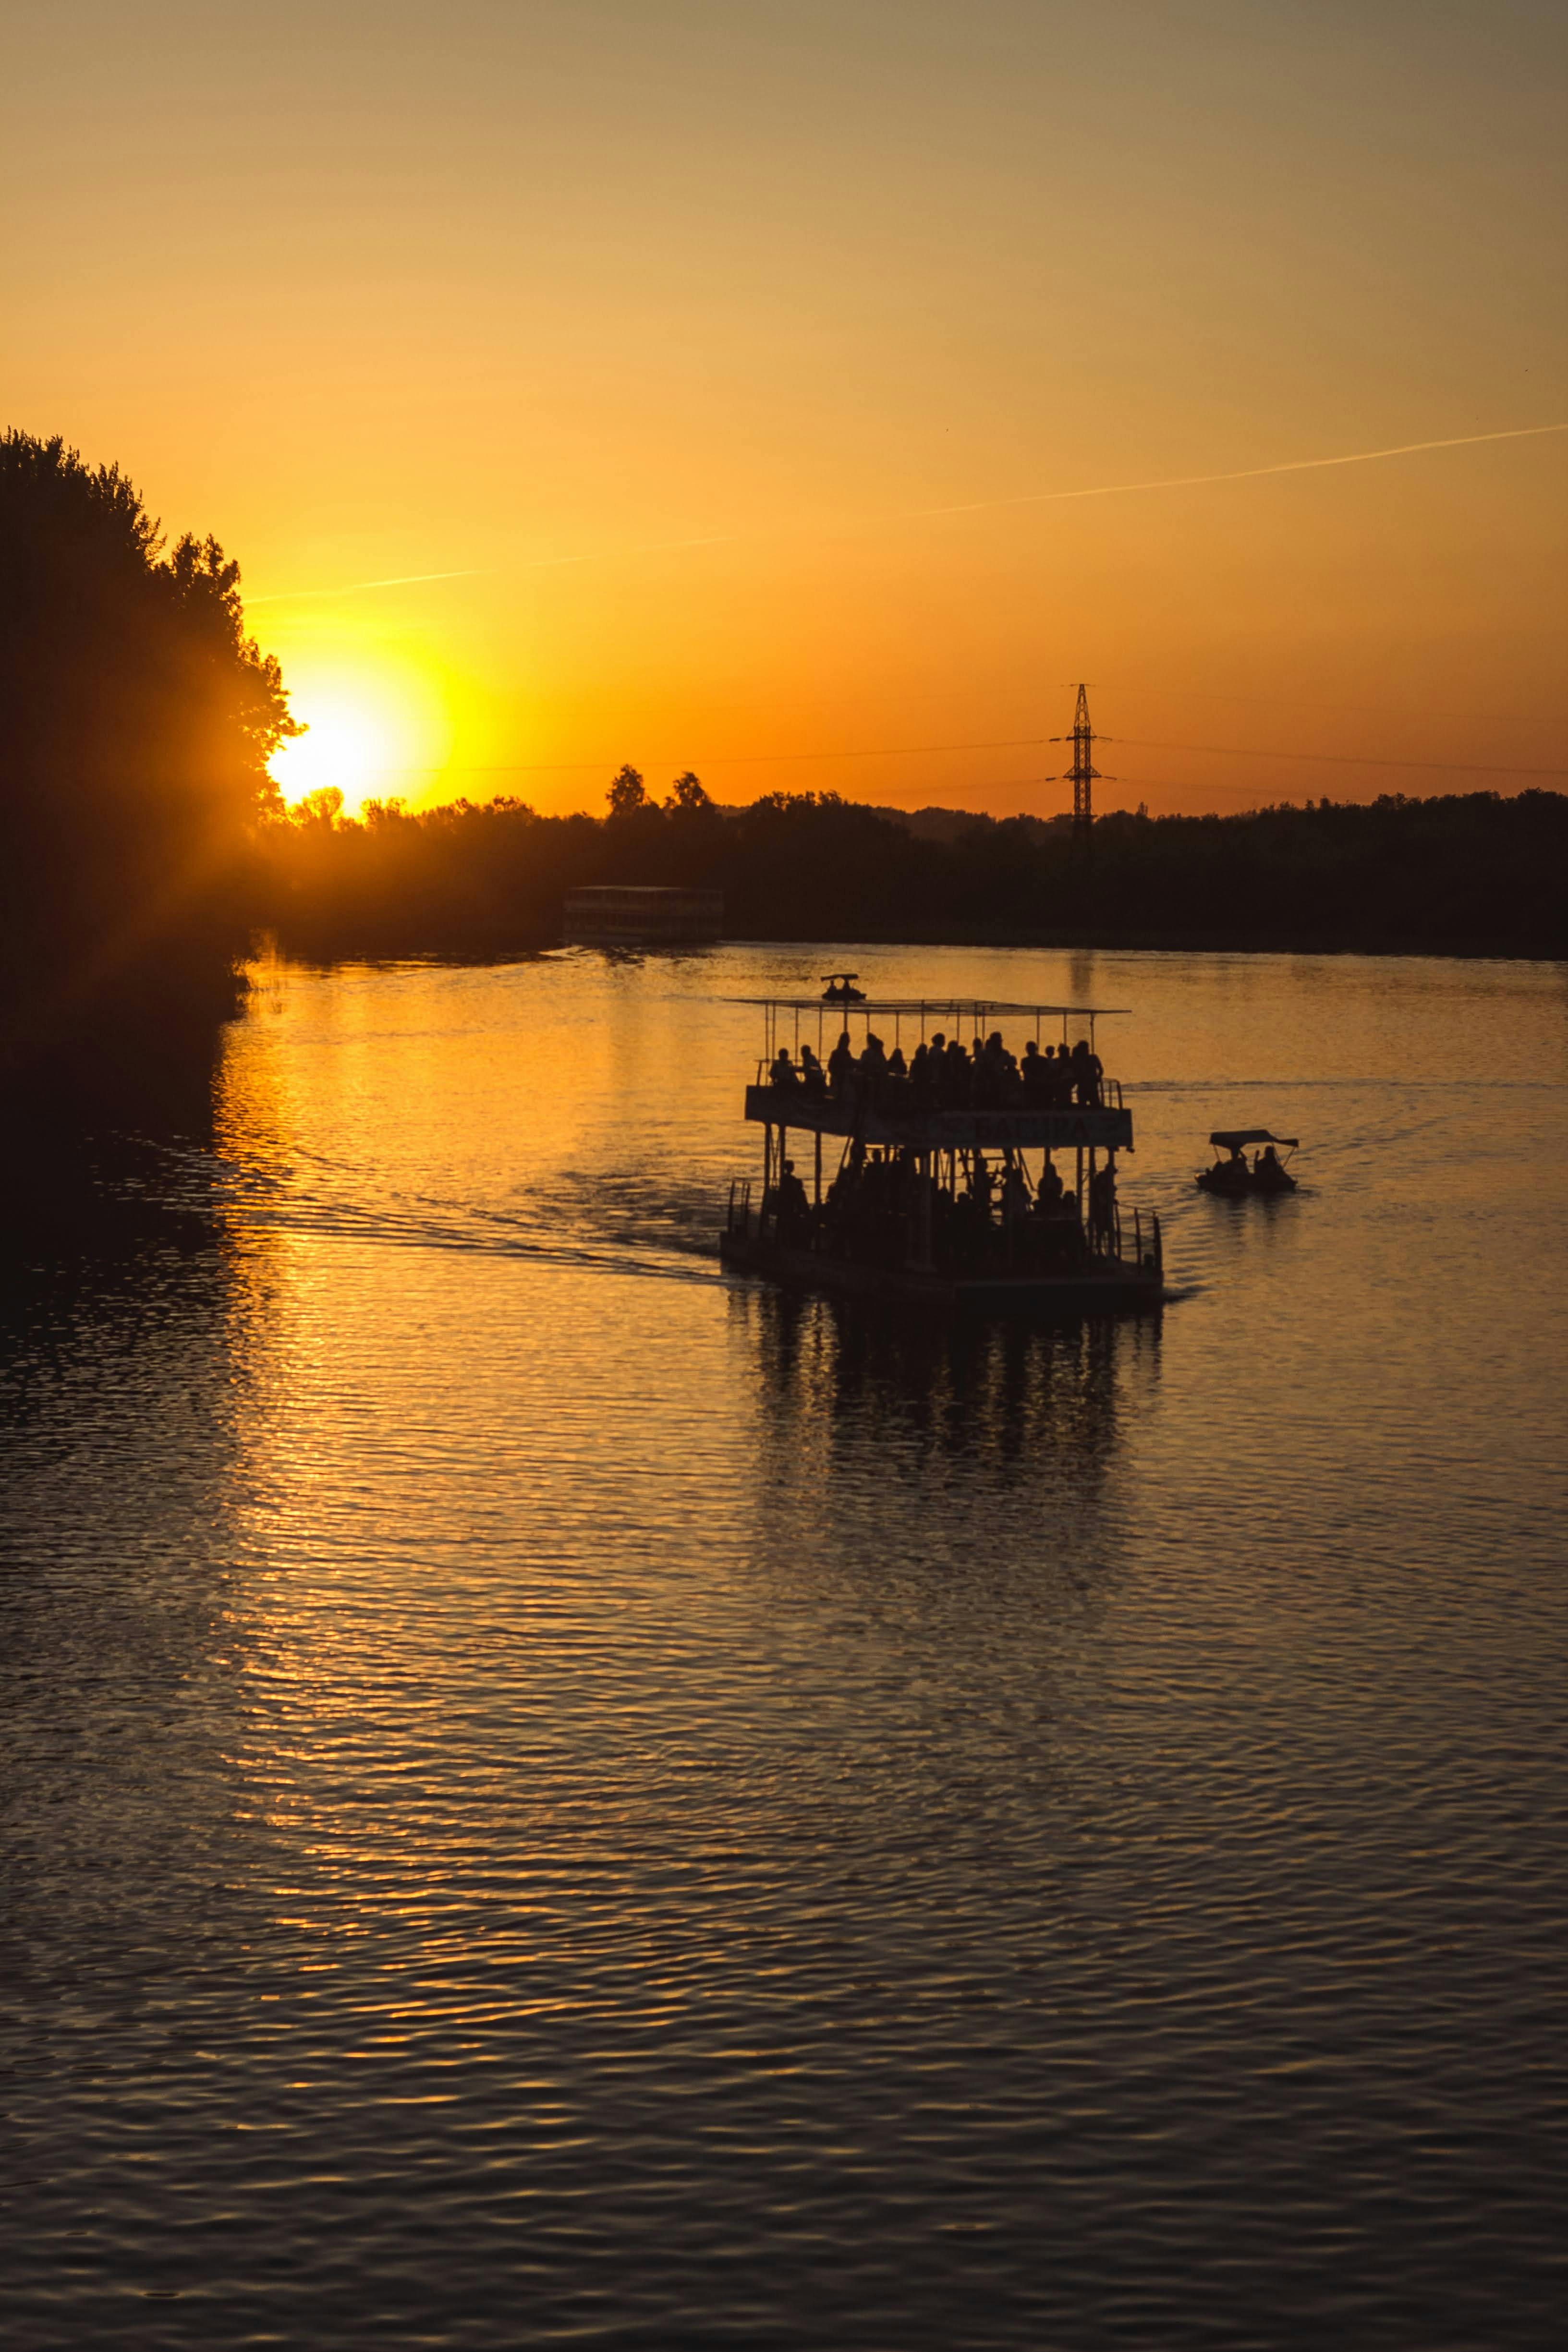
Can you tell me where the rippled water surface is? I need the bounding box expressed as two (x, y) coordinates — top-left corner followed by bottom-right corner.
(4, 944), (1567, 2348)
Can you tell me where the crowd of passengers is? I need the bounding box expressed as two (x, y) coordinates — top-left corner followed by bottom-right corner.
(766, 1029), (1105, 1113)
(765, 1140), (1121, 1274)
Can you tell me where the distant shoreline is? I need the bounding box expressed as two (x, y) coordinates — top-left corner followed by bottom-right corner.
(257, 787), (1568, 971)
(255, 920), (1566, 968)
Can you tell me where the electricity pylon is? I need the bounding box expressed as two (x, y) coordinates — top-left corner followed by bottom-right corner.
(1049, 684), (1103, 829)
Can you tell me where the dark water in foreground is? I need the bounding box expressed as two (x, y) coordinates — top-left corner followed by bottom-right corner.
(3, 944), (1566, 2348)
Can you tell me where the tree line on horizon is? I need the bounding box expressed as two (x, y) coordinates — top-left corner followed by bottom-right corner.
(267, 766), (1568, 960)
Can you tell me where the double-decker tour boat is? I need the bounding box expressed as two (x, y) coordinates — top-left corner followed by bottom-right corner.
(718, 994), (1165, 1315)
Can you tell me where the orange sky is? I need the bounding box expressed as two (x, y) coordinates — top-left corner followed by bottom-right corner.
(5, 0), (1565, 818)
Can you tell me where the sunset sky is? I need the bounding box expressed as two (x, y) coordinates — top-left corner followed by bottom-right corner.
(5, 0), (1564, 817)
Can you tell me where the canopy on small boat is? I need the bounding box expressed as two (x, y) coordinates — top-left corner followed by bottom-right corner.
(1209, 1128), (1298, 1150)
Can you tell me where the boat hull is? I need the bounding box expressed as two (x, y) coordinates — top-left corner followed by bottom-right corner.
(1195, 1168), (1298, 1197)
(718, 1228), (1165, 1317)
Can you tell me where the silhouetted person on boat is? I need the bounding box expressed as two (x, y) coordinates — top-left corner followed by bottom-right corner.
(887, 1043), (907, 1079)
(776, 1157), (811, 1243)
(1021, 1039), (1047, 1100)
(827, 1030), (856, 1098)
(1090, 1159), (1117, 1240)
(859, 1032), (888, 1084)
(770, 1045), (799, 1091)
(798, 1042), (825, 1098)
(1066, 1039), (1095, 1106)
(986, 1030), (1016, 1088)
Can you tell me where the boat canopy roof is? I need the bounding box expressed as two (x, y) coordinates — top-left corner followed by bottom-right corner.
(729, 997), (1129, 1018)
(1210, 1128), (1298, 1149)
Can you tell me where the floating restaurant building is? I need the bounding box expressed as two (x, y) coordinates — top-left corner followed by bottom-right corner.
(563, 885), (723, 947)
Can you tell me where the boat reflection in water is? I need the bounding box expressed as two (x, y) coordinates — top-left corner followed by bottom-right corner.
(733, 1280), (1161, 1625)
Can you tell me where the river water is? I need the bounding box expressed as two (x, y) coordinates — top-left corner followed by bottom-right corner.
(3, 944), (1566, 2348)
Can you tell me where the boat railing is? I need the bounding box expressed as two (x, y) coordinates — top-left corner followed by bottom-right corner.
(726, 1176), (754, 1239)
(1126, 1204), (1163, 1278)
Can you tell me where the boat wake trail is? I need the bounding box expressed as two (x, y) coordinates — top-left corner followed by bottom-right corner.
(140, 1141), (727, 1287)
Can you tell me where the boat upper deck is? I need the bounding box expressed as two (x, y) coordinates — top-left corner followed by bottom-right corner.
(734, 995), (1136, 1152)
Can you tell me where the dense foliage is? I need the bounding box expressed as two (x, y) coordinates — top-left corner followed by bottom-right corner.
(0, 431), (295, 1081)
(265, 779), (1567, 960)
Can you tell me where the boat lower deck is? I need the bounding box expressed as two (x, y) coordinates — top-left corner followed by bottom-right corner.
(718, 1227), (1166, 1317)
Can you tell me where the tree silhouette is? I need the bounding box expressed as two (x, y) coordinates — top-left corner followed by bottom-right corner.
(0, 432), (298, 1078)
(666, 770), (711, 812)
(606, 764), (648, 817)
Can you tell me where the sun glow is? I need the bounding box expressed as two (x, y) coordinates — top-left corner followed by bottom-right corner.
(269, 662), (452, 818)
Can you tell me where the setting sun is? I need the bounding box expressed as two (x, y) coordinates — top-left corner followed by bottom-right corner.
(268, 662), (452, 818)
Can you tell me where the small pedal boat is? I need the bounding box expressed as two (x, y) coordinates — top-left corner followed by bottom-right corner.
(1196, 1129), (1299, 1196)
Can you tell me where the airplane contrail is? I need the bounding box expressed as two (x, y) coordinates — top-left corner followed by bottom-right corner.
(909, 420), (1568, 518)
(247, 566), (495, 607)
(245, 420), (1568, 606)
(510, 421), (1568, 565)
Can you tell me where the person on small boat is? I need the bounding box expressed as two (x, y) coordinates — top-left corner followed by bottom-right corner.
(1199, 1142), (1251, 1194)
